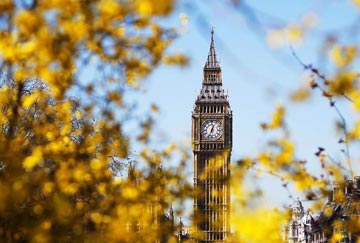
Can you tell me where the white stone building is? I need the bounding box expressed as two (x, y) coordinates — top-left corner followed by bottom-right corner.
(283, 177), (360, 243)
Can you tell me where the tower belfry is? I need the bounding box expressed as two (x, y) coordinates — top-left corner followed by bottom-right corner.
(192, 29), (232, 243)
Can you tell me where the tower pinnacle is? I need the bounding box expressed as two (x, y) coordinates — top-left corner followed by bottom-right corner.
(204, 28), (220, 70)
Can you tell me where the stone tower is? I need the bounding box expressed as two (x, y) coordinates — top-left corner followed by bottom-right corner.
(192, 29), (232, 243)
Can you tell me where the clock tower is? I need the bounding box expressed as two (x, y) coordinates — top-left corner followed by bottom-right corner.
(192, 29), (232, 243)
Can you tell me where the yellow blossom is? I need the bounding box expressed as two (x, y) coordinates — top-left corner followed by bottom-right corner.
(23, 147), (43, 170)
(286, 25), (303, 43)
(22, 95), (37, 108)
(90, 159), (103, 171)
(42, 182), (54, 195)
(41, 220), (52, 230)
(330, 45), (357, 67)
(329, 71), (357, 95)
(91, 212), (103, 224)
(349, 121), (360, 140)
(15, 10), (42, 36)
(232, 208), (285, 243)
(135, 0), (152, 16)
(33, 204), (44, 215)
(262, 104), (285, 129)
(122, 186), (139, 200)
(290, 87), (310, 101)
(352, 0), (360, 8)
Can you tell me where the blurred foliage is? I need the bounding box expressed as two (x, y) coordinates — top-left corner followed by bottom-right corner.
(1, 0), (360, 242)
(220, 1), (360, 242)
(0, 0), (190, 242)
(0, 75), (191, 242)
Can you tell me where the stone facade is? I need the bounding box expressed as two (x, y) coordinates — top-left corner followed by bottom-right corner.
(284, 177), (360, 243)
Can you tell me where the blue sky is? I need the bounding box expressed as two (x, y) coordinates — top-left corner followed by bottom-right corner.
(124, 0), (360, 206)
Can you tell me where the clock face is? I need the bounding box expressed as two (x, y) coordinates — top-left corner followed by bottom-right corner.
(201, 120), (223, 140)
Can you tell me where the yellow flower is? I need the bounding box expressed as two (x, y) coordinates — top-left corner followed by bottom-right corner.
(262, 104), (285, 129)
(286, 25), (303, 42)
(180, 12), (188, 25)
(41, 220), (52, 230)
(257, 152), (272, 167)
(15, 10), (42, 36)
(350, 90), (360, 110)
(330, 45), (357, 67)
(329, 71), (357, 95)
(290, 87), (310, 101)
(0, 0), (14, 14)
(122, 185), (139, 200)
(62, 20), (89, 43)
(275, 139), (294, 166)
(22, 94), (37, 108)
(97, 0), (124, 19)
(91, 212), (103, 224)
(42, 182), (55, 195)
(135, 0), (152, 16)
(90, 159), (103, 171)
(33, 204), (44, 215)
(349, 121), (360, 140)
(232, 208), (285, 243)
(23, 147), (43, 170)
(353, 0), (360, 8)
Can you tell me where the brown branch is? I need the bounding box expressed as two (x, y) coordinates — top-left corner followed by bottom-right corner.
(290, 46), (353, 178)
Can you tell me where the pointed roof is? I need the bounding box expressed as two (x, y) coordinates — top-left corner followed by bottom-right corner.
(204, 27), (221, 70)
(291, 198), (305, 216)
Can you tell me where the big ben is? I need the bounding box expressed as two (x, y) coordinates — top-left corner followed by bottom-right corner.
(192, 29), (232, 243)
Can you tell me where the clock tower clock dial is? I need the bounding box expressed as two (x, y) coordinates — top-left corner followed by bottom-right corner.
(191, 28), (232, 243)
(201, 120), (223, 140)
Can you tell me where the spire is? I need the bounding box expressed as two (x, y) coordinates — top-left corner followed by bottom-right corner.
(204, 27), (220, 70)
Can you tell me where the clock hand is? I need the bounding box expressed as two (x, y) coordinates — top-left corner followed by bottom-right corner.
(210, 125), (215, 133)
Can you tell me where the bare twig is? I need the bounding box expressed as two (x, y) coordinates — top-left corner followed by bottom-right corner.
(290, 46), (353, 178)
